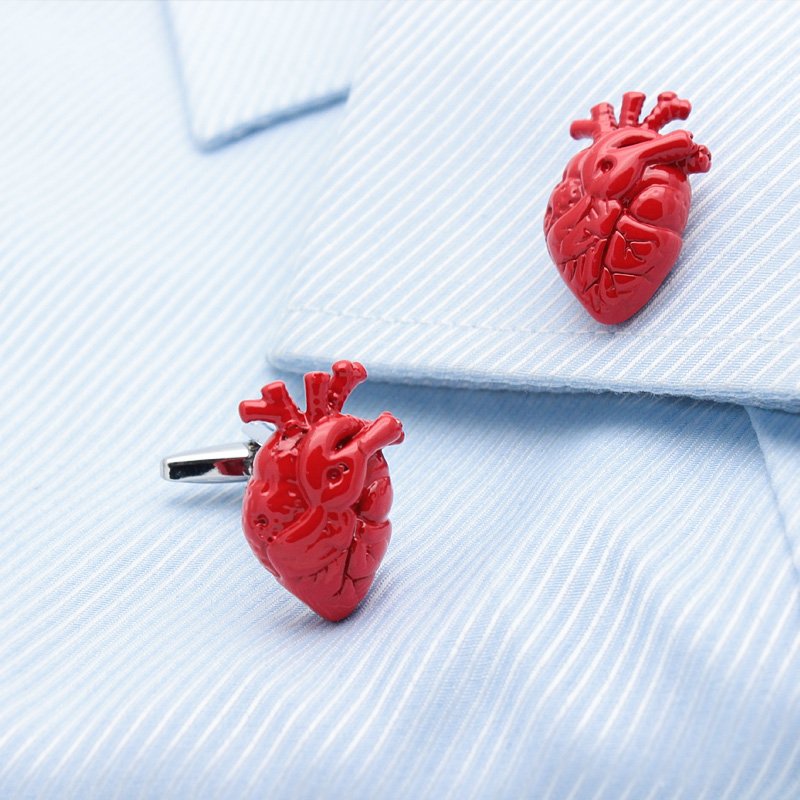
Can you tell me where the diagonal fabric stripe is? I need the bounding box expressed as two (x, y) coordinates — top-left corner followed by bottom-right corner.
(748, 406), (800, 565)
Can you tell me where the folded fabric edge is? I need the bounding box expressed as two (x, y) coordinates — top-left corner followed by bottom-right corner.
(747, 408), (800, 562)
(189, 94), (350, 152)
(160, 0), (199, 148)
(271, 351), (799, 415)
(270, 309), (800, 414)
(161, 2), (350, 152)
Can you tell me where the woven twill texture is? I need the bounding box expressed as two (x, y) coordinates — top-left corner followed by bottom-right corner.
(274, 0), (800, 411)
(166, 0), (381, 148)
(0, 3), (798, 798)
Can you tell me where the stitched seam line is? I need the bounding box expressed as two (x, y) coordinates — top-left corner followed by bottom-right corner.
(283, 307), (800, 347)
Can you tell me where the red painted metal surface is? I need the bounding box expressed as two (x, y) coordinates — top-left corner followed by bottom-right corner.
(239, 361), (404, 621)
(544, 91), (711, 324)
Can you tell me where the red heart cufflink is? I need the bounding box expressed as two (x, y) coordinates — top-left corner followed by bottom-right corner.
(162, 361), (404, 621)
(544, 91), (711, 324)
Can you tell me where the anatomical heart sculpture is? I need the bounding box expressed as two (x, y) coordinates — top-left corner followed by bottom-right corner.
(239, 361), (404, 621)
(544, 91), (711, 324)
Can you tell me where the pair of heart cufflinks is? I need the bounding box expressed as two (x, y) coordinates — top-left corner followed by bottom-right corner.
(163, 91), (711, 621)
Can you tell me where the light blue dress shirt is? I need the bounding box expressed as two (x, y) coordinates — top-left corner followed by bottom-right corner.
(0, 2), (797, 799)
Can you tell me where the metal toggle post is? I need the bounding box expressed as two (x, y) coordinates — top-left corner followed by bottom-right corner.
(160, 441), (260, 483)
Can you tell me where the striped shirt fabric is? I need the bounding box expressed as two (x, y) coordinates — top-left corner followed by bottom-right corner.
(0, 2), (797, 799)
